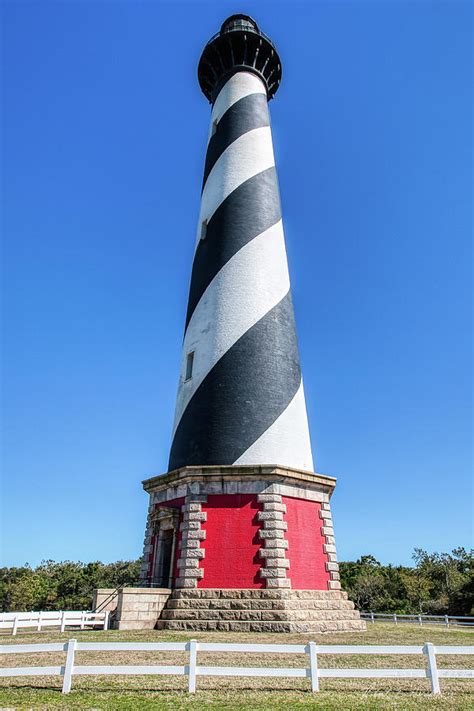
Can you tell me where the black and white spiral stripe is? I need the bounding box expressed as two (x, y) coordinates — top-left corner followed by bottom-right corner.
(169, 72), (314, 472)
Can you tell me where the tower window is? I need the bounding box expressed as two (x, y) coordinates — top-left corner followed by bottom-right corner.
(185, 351), (194, 381)
(200, 220), (208, 241)
(211, 118), (218, 136)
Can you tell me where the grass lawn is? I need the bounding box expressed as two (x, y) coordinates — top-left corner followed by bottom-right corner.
(0, 622), (472, 709)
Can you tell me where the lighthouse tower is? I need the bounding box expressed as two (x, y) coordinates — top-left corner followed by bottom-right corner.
(139, 15), (364, 632)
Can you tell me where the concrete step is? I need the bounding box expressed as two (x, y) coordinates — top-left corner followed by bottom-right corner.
(161, 608), (361, 621)
(172, 589), (349, 601)
(156, 619), (365, 633)
(166, 598), (355, 611)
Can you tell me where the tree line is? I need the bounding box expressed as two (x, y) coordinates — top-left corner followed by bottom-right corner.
(339, 548), (473, 615)
(0, 560), (141, 613)
(1, 548), (472, 615)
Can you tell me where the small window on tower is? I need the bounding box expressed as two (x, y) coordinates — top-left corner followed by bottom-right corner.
(200, 220), (208, 241)
(185, 351), (194, 381)
(211, 118), (218, 136)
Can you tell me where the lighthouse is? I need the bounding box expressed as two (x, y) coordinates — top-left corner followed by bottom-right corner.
(137, 15), (364, 632)
(169, 16), (313, 476)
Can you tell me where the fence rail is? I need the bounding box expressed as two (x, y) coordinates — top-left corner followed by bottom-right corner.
(0, 611), (109, 636)
(0, 639), (472, 694)
(361, 613), (474, 628)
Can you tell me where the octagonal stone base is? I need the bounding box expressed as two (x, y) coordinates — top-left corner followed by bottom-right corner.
(137, 465), (364, 632)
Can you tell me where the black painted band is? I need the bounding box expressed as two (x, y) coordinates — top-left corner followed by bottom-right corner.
(185, 166), (281, 331)
(169, 292), (302, 471)
(202, 92), (270, 189)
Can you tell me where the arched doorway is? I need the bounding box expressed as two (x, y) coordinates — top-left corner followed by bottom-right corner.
(150, 506), (179, 588)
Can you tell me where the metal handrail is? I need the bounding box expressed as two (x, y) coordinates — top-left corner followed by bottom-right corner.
(93, 577), (174, 613)
(205, 26), (275, 50)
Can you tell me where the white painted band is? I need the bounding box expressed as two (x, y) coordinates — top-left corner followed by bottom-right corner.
(196, 126), (275, 248)
(209, 72), (267, 140)
(173, 220), (290, 434)
(234, 381), (314, 472)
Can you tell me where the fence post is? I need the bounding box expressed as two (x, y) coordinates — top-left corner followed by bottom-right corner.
(418, 614), (422, 626)
(38, 611), (42, 632)
(60, 611), (66, 633)
(308, 641), (319, 692)
(445, 615), (449, 628)
(188, 639), (197, 693)
(80, 612), (85, 630)
(393, 614), (397, 625)
(104, 611), (110, 630)
(370, 612), (375, 624)
(12, 615), (19, 636)
(62, 638), (77, 694)
(424, 642), (440, 694)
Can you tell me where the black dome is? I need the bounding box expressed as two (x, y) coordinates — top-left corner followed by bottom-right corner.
(198, 15), (281, 103)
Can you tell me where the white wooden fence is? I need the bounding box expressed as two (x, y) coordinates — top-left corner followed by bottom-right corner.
(361, 612), (474, 627)
(0, 639), (472, 694)
(0, 611), (109, 636)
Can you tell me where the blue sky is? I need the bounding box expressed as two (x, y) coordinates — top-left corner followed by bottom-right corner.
(2, 1), (472, 568)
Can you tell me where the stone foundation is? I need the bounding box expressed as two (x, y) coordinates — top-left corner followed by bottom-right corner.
(92, 586), (365, 633)
(157, 588), (365, 633)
